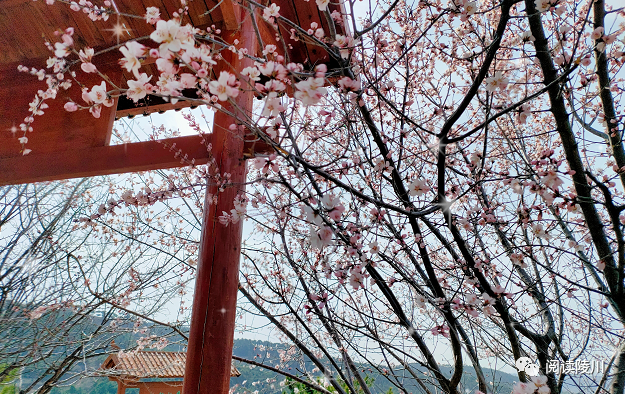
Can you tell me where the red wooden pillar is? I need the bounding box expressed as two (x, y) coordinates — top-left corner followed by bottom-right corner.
(182, 4), (256, 394)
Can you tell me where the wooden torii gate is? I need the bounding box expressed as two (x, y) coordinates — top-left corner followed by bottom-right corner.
(0, 1), (344, 393)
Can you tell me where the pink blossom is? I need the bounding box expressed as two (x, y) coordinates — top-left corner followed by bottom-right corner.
(333, 35), (358, 59)
(431, 325), (449, 338)
(150, 19), (195, 56)
(316, 0), (329, 11)
(126, 73), (152, 102)
(145, 6), (161, 24)
(483, 304), (496, 316)
(604, 34), (617, 45)
(535, 0), (553, 12)
(87, 81), (113, 107)
(28, 96), (48, 116)
(328, 203), (345, 221)
(484, 71), (509, 92)
(338, 76), (360, 92)
(540, 169), (563, 190)
(209, 71), (239, 101)
(349, 269), (365, 290)
(81, 62), (97, 73)
(331, 10), (343, 24)
(64, 101), (78, 112)
(156, 54), (178, 75)
(261, 94), (285, 117)
(254, 154), (279, 174)
(263, 3), (280, 21)
(520, 31), (536, 42)
(89, 105), (102, 118)
(512, 382), (538, 394)
(510, 253), (527, 268)
(54, 42), (70, 58)
(153, 337), (168, 350)
(119, 41), (146, 78)
(464, 1), (477, 15)
(262, 44), (277, 56)
(374, 158), (393, 173)
(294, 77), (327, 106)
(531, 223), (550, 239)
(242, 66), (261, 81)
(462, 294), (475, 305)
(408, 179), (430, 197)
(258, 61), (288, 79)
(531, 376), (550, 394)
(590, 27), (604, 40)
(77, 47), (97, 73)
(78, 47), (94, 62)
(219, 211), (232, 226)
(310, 225), (333, 249)
(180, 73), (197, 89)
(156, 74), (182, 102)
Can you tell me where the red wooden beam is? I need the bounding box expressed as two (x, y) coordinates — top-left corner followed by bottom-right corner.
(182, 4), (257, 394)
(0, 57), (122, 160)
(218, 0), (241, 31)
(0, 134), (271, 186)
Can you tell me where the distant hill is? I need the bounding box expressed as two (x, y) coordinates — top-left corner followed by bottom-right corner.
(229, 339), (521, 394)
(5, 337), (522, 394)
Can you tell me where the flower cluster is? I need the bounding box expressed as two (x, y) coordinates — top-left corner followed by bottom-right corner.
(511, 375), (550, 394)
(333, 35), (359, 59)
(262, 3), (280, 24)
(218, 194), (248, 226)
(484, 71), (509, 93)
(408, 178), (431, 197)
(449, 0), (478, 20)
(77, 188), (176, 225)
(67, 0), (111, 21)
(535, 0), (565, 14)
(294, 65), (328, 106)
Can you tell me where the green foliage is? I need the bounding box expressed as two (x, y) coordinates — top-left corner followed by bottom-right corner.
(0, 384), (15, 394)
(0, 364), (18, 394)
(281, 375), (382, 394)
(0, 386), (15, 394)
(281, 377), (320, 394)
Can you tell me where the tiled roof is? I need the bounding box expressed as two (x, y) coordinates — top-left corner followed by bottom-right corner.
(100, 351), (241, 379)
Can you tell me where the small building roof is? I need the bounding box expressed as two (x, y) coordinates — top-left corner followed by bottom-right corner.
(100, 351), (241, 379)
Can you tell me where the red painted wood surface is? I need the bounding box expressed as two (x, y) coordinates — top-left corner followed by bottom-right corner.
(182, 6), (257, 394)
(0, 134), (270, 185)
(0, 0), (344, 186)
(0, 58), (121, 159)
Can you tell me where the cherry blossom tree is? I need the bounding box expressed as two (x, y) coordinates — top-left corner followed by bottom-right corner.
(12, 0), (625, 393)
(0, 179), (193, 393)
